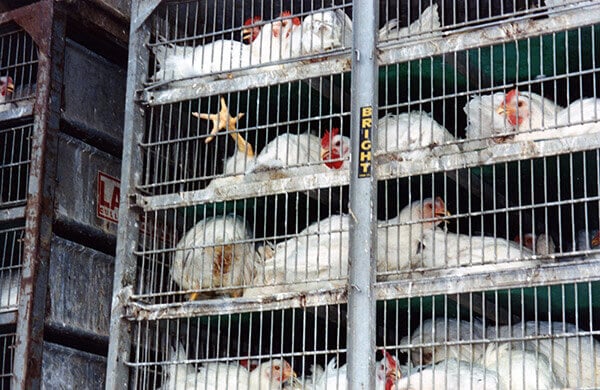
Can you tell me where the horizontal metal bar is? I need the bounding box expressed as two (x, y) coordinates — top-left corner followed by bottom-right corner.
(136, 168), (350, 211)
(0, 102), (33, 122)
(0, 207), (25, 222)
(376, 259), (600, 300)
(141, 56), (352, 105)
(125, 288), (347, 321)
(0, 310), (17, 326)
(137, 133), (600, 210)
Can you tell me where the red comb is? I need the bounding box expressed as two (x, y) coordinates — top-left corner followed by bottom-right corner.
(384, 351), (396, 368)
(279, 10), (301, 26)
(321, 128), (340, 148)
(514, 234), (521, 243)
(505, 89), (519, 103)
(244, 16), (261, 26)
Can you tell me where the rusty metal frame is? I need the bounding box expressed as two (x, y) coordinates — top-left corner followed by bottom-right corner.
(0, 1), (64, 388)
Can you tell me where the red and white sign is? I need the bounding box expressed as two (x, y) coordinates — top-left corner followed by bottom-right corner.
(97, 171), (120, 223)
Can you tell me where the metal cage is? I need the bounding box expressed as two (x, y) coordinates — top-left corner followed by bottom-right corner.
(109, 0), (600, 389)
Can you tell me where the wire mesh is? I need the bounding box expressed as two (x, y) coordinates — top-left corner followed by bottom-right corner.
(129, 305), (346, 389)
(0, 123), (33, 208)
(134, 186), (350, 303)
(0, 23), (38, 112)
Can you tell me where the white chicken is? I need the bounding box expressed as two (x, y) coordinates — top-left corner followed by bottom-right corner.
(377, 111), (460, 162)
(245, 197), (448, 297)
(244, 214), (350, 297)
(295, 352), (401, 390)
(464, 90), (562, 147)
(379, 196), (450, 272)
(249, 132), (323, 173)
(465, 89), (600, 147)
(483, 343), (563, 390)
(401, 318), (488, 366)
(151, 38), (252, 84)
(170, 214), (259, 299)
(378, 4), (441, 42)
(160, 343), (296, 390)
(418, 228), (537, 269)
(151, 12), (300, 84)
(244, 11), (302, 64)
(393, 359), (499, 390)
(291, 9), (353, 57)
(492, 320), (600, 387)
(0, 76), (14, 112)
(514, 232), (556, 256)
(576, 228), (600, 253)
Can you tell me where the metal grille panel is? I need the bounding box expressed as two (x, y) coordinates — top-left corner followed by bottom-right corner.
(129, 306), (346, 389)
(0, 24), (38, 113)
(0, 123), (33, 208)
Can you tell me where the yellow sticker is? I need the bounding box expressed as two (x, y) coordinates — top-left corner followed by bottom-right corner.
(358, 106), (372, 178)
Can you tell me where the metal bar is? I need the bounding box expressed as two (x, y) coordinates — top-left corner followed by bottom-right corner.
(125, 288), (348, 321)
(0, 207), (25, 222)
(105, 0), (150, 388)
(347, 0), (377, 388)
(12, 1), (62, 388)
(142, 57), (352, 105)
(376, 259), (600, 300)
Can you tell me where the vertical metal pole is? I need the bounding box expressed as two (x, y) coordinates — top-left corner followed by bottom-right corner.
(106, 1), (155, 388)
(12, 2), (62, 388)
(347, 1), (378, 389)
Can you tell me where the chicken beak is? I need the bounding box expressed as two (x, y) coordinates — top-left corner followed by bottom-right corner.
(6, 81), (14, 94)
(592, 232), (600, 248)
(242, 27), (252, 42)
(320, 147), (329, 161)
(283, 367), (297, 381)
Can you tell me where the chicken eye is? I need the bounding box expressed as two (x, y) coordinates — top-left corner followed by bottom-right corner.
(517, 101), (525, 108)
(273, 365), (280, 371)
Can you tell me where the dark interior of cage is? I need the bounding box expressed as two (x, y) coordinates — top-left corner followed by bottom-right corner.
(0, 23), (38, 105)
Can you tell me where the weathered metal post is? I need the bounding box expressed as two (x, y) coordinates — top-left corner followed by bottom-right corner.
(347, 1), (378, 388)
(106, 1), (155, 388)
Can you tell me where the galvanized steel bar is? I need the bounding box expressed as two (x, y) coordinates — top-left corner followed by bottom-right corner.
(106, 1), (152, 388)
(347, 1), (378, 388)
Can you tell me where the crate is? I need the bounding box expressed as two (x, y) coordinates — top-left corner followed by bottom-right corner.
(109, 0), (600, 388)
(0, 1), (127, 387)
